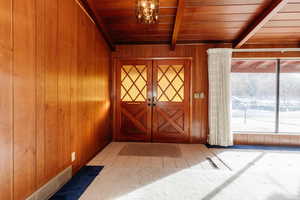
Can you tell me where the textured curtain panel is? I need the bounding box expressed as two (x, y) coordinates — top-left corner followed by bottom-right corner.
(207, 48), (233, 146)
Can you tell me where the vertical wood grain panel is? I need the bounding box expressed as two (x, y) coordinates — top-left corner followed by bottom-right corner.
(13, 0), (37, 199)
(0, 47), (13, 200)
(57, 0), (74, 171)
(102, 35), (112, 144)
(35, 0), (46, 187)
(95, 31), (112, 150)
(192, 45), (208, 143)
(0, 0), (13, 199)
(44, 0), (59, 180)
(70, 5), (79, 173)
(86, 23), (96, 163)
(0, 0), (12, 50)
(94, 39), (101, 150)
(90, 28), (97, 156)
(76, 9), (89, 169)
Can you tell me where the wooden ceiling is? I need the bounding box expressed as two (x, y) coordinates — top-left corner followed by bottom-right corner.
(82, 0), (300, 50)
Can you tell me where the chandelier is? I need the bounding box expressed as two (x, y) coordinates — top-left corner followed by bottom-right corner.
(136, 0), (159, 24)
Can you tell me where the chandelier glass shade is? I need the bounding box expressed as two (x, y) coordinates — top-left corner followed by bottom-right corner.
(136, 0), (159, 24)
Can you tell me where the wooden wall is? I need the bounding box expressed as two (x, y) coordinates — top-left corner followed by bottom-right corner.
(0, 0), (112, 199)
(0, 0), (13, 199)
(113, 44), (300, 146)
(112, 44), (230, 144)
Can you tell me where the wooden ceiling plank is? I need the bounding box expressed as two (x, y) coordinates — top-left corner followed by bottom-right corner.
(171, 0), (185, 50)
(233, 0), (289, 48)
(75, 0), (115, 51)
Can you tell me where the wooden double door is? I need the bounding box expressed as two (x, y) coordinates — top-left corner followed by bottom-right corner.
(116, 59), (190, 143)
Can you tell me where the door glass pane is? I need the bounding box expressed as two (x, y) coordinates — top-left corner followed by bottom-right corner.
(231, 60), (277, 132)
(157, 65), (184, 102)
(121, 65), (147, 102)
(279, 60), (300, 133)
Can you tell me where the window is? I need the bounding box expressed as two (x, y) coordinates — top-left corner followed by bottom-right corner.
(121, 65), (147, 102)
(157, 65), (184, 102)
(279, 60), (300, 133)
(231, 59), (300, 134)
(231, 60), (277, 132)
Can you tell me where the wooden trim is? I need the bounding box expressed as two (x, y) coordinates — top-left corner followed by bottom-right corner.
(233, 52), (300, 58)
(233, 0), (289, 48)
(115, 41), (232, 46)
(188, 59), (193, 143)
(116, 57), (193, 60)
(234, 132), (300, 136)
(75, 0), (115, 51)
(234, 133), (300, 146)
(112, 59), (117, 140)
(171, 0), (185, 50)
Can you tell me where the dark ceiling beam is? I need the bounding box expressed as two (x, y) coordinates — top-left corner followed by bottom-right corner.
(75, 0), (116, 51)
(233, 0), (289, 48)
(171, 0), (185, 50)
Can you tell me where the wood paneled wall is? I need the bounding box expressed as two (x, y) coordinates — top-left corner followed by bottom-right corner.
(0, 0), (112, 199)
(0, 1), (13, 199)
(112, 44), (230, 144)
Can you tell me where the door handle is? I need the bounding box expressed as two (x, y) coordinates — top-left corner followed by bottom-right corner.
(152, 96), (157, 106)
(147, 98), (152, 106)
(147, 97), (157, 106)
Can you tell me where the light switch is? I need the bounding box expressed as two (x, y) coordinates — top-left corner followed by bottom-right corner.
(194, 93), (200, 99)
(194, 92), (205, 99)
(200, 92), (205, 99)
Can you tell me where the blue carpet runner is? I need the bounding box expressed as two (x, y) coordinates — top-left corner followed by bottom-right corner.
(49, 166), (104, 200)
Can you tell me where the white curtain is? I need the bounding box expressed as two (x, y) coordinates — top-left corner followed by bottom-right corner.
(207, 48), (233, 146)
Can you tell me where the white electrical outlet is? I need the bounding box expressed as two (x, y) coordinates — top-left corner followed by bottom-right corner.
(71, 152), (76, 162)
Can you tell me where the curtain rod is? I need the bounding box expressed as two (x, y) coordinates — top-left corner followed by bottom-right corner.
(232, 48), (300, 53)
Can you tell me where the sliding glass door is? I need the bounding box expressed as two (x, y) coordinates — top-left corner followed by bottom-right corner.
(231, 59), (300, 134)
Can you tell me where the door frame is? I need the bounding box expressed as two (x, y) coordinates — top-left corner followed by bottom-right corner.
(112, 57), (193, 143)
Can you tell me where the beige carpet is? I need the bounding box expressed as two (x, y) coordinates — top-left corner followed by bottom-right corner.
(83, 142), (300, 200)
(118, 143), (182, 158)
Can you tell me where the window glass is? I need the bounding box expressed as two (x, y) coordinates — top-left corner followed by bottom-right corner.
(231, 60), (277, 132)
(157, 65), (184, 102)
(121, 65), (147, 102)
(279, 60), (300, 133)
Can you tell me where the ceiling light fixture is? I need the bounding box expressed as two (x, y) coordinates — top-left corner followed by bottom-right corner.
(136, 0), (159, 24)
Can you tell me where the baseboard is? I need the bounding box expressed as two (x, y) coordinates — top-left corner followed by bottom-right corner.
(26, 166), (72, 200)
